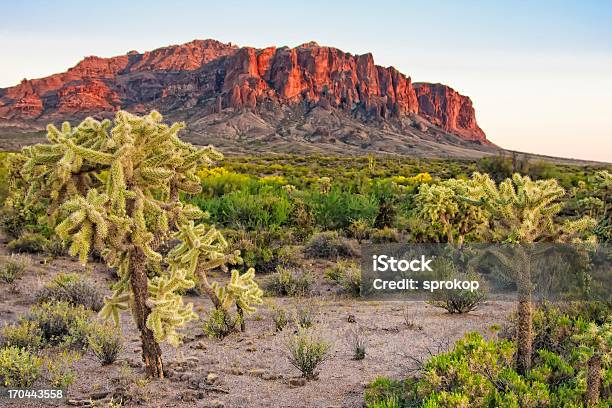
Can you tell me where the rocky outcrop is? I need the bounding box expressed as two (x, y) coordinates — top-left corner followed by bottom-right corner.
(0, 39), (487, 144)
(414, 83), (486, 142)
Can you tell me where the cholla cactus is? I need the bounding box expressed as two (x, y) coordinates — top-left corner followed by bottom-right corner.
(465, 172), (596, 374)
(166, 220), (263, 331)
(17, 110), (245, 378)
(574, 322), (611, 405)
(413, 178), (487, 245)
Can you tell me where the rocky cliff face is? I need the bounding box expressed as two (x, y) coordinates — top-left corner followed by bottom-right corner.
(0, 39), (489, 148)
(414, 83), (485, 142)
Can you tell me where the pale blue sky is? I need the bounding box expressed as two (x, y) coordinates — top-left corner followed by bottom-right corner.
(1, 1), (611, 161)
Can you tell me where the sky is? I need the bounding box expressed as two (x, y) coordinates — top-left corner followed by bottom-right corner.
(1, 0), (611, 162)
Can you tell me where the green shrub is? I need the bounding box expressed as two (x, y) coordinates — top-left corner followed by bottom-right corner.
(88, 323), (124, 365)
(305, 189), (378, 230)
(267, 266), (313, 296)
(364, 377), (411, 408)
(35, 273), (104, 311)
(348, 219), (372, 243)
(293, 300), (319, 329)
(203, 308), (240, 339)
(0, 255), (29, 283)
(370, 227), (400, 243)
(227, 229), (300, 273)
(195, 189), (292, 230)
(44, 350), (80, 389)
(272, 306), (288, 332)
(7, 232), (48, 253)
(346, 326), (367, 360)
(325, 261), (362, 296)
(427, 259), (486, 314)
(286, 328), (330, 379)
(0, 321), (43, 351)
(0, 346), (42, 387)
(24, 301), (91, 347)
(44, 239), (66, 257)
(367, 324), (612, 407)
(304, 231), (359, 259)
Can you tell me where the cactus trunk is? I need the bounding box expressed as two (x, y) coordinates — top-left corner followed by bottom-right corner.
(130, 249), (164, 378)
(586, 354), (601, 406)
(516, 298), (533, 375)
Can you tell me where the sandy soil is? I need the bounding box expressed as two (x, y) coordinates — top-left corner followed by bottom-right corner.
(0, 243), (513, 408)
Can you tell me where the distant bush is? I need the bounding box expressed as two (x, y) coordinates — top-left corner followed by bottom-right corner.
(271, 305), (288, 332)
(325, 260), (361, 296)
(306, 189), (378, 230)
(370, 227), (400, 244)
(195, 188), (292, 230)
(293, 300), (319, 329)
(88, 323), (123, 365)
(304, 231), (359, 259)
(227, 229), (300, 273)
(286, 328), (330, 379)
(35, 273), (104, 311)
(0, 255), (29, 283)
(267, 267), (313, 297)
(0, 346), (42, 388)
(346, 326), (367, 360)
(348, 219), (372, 243)
(7, 232), (48, 253)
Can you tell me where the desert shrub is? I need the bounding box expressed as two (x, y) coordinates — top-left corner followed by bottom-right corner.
(272, 306), (288, 332)
(325, 260), (361, 296)
(427, 272), (486, 314)
(197, 167), (257, 197)
(370, 227), (400, 243)
(35, 272), (104, 311)
(426, 258), (486, 314)
(0, 255), (29, 283)
(303, 231), (359, 259)
(348, 218), (372, 243)
(367, 325), (612, 407)
(293, 300), (319, 329)
(0, 321), (43, 351)
(44, 350), (80, 389)
(501, 302), (611, 355)
(44, 239), (66, 257)
(195, 188), (292, 230)
(24, 301), (91, 347)
(227, 229), (300, 273)
(305, 188), (378, 230)
(286, 328), (330, 379)
(88, 323), (124, 365)
(0, 346), (42, 387)
(346, 326), (367, 360)
(7, 231), (48, 253)
(364, 377), (413, 408)
(203, 308), (240, 339)
(267, 266), (313, 296)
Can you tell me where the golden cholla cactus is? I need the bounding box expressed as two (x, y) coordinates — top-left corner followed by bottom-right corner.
(18, 110), (232, 378)
(413, 178), (488, 245)
(464, 172), (596, 375)
(166, 220), (263, 326)
(465, 172), (596, 244)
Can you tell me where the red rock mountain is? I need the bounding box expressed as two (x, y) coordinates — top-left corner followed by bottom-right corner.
(0, 39), (493, 156)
